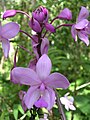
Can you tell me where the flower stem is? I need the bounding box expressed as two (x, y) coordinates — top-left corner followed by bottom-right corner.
(16, 10), (31, 18)
(19, 30), (37, 43)
(56, 23), (73, 29)
(54, 89), (66, 120)
(50, 16), (58, 24)
(18, 45), (33, 55)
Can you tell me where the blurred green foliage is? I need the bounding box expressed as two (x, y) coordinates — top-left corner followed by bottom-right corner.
(0, 0), (90, 120)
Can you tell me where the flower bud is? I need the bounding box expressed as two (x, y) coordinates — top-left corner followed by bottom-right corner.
(29, 17), (41, 33)
(58, 8), (72, 20)
(41, 38), (49, 55)
(3, 10), (16, 19)
(45, 23), (56, 33)
(32, 6), (48, 23)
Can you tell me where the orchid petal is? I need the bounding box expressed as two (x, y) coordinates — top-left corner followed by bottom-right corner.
(58, 8), (72, 20)
(45, 23), (56, 33)
(36, 54), (52, 80)
(71, 25), (77, 41)
(41, 38), (49, 55)
(19, 91), (26, 100)
(34, 97), (48, 108)
(2, 38), (10, 58)
(60, 97), (67, 105)
(19, 91), (27, 112)
(78, 6), (89, 22)
(21, 100), (27, 112)
(1, 22), (20, 39)
(75, 19), (89, 29)
(45, 73), (70, 89)
(29, 18), (41, 33)
(28, 58), (37, 71)
(69, 105), (76, 110)
(42, 87), (55, 110)
(85, 22), (90, 34)
(11, 67), (41, 85)
(69, 96), (74, 103)
(31, 35), (39, 59)
(24, 86), (40, 109)
(78, 31), (89, 46)
(65, 105), (69, 111)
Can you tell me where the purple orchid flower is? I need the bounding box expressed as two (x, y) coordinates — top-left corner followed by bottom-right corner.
(58, 8), (72, 20)
(32, 6), (48, 23)
(0, 22), (20, 58)
(71, 6), (89, 46)
(11, 54), (70, 110)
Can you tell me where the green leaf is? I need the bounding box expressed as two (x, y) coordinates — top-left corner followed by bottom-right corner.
(18, 105), (24, 115)
(13, 105), (18, 120)
(26, 110), (31, 117)
(0, 111), (5, 120)
(75, 95), (90, 115)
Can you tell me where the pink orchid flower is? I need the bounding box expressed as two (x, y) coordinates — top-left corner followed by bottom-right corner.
(0, 22), (20, 58)
(11, 54), (70, 110)
(71, 6), (89, 46)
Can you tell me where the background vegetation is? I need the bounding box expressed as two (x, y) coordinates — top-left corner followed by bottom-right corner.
(0, 0), (90, 120)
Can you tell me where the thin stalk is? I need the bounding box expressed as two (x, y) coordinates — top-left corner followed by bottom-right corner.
(54, 89), (66, 120)
(46, 23), (73, 38)
(19, 30), (37, 43)
(16, 10), (31, 19)
(18, 45), (33, 55)
(56, 23), (73, 30)
(50, 16), (58, 24)
(13, 48), (18, 68)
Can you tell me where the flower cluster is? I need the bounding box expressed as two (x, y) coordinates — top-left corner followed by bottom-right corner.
(1, 5), (90, 115)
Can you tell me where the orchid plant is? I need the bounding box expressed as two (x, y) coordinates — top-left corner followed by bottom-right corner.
(1, 5), (90, 120)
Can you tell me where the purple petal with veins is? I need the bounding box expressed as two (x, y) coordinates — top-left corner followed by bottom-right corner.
(35, 97), (48, 108)
(1, 22), (20, 39)
(78, 30), (89, 46)
(77, 6), (89, 22)
(75, 19), (89, 29)
(2, 38), (10, 58)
